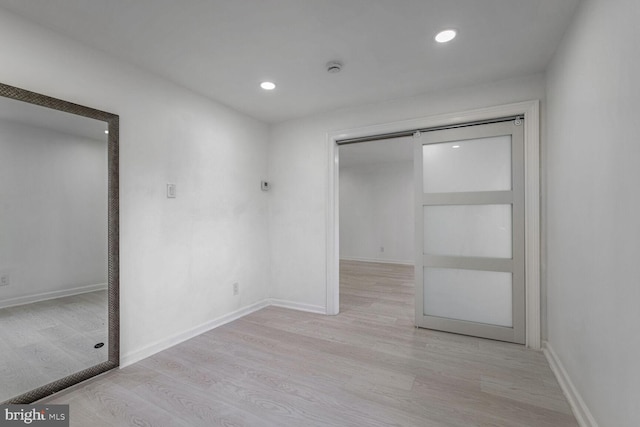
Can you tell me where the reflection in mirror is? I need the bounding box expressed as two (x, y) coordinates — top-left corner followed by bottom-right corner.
(0, 83), (118, 404)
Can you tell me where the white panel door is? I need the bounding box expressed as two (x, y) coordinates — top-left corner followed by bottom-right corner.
(415, 120), (525, 344)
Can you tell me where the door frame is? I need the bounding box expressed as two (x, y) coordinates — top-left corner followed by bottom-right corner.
(326, 100), (541, 349)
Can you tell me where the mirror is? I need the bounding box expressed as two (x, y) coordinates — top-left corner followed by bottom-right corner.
(0, 82), (119, 403)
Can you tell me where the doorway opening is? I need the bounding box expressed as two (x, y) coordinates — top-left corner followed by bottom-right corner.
(338, 138), (415, 327)
(327, 101), (541, 348)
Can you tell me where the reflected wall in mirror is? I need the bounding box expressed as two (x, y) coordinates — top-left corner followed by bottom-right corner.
(0, 82), (119, 404)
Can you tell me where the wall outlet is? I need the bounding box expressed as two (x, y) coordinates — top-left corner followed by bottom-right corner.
(0, 272), (10, 287)
(233, 282), (239, 296)
(167, 183), (177, 198)
(380, 246), (385, 253)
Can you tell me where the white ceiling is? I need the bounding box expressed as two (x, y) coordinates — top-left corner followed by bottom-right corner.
(0, 95), (107, 142)
(0, 0), (580, 124)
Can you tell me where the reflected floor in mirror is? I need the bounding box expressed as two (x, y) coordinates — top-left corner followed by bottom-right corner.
(0, 290), (107, 402)
(44, 261), (577, 426)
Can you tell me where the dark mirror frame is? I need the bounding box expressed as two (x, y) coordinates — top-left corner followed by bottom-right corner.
(0, 82), (119, 404)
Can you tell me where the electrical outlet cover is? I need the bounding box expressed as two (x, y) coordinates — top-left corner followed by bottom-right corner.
(167, 183), (177, 198)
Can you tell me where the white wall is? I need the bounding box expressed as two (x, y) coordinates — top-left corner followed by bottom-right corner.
(545, 0), (640, 425)
(0, 7), (270, 364)
(339, 160), (413, 264)
(0, 120), (107, 305)
(269, 73), (545, 308)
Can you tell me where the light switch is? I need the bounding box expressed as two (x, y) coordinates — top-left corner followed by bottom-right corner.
(167, 183), (177, 198)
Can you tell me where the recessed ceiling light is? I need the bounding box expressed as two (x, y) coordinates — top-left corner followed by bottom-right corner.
(452, 145), (460, 148)
(260, 81), (276, 90)
(435, 29), (457, 43)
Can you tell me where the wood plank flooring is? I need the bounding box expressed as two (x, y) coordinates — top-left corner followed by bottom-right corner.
(44, 261), (578, 426)
(0, 290), (108, 402)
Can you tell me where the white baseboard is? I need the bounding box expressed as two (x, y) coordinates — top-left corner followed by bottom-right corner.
(340, 256), (414, 266)
(0, 283), (107, 309)
(120, 298), (326, 368)
(120, 299), (271, 368)
(543, 341), (599, 427)
(267, 298), (327, 314)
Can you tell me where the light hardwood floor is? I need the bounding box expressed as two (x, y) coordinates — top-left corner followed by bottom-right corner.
(45, 261), (578, 426)
(0, 290), (108, 402)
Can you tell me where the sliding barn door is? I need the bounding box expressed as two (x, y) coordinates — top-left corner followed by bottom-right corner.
(414, 120), (525, 344)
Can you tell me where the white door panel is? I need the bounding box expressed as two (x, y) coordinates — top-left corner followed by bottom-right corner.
(415, 120), (525, 344)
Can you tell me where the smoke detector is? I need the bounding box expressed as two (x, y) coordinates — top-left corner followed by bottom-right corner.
(326, 61), (343, 73)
